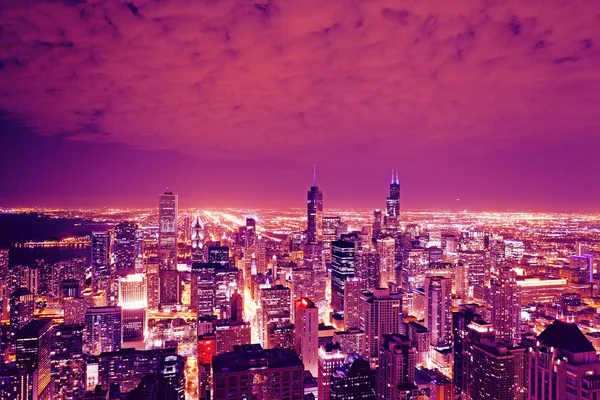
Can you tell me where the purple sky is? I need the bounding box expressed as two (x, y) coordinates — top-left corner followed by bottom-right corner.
(1, 1), (599, 211)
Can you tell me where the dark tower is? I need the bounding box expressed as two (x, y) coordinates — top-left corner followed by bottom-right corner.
(307, 166), (324, 245)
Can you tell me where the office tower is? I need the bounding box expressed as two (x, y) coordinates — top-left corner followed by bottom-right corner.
(291, 267), (315, 303)
(425, 276), (452, 347)
(323, 216), (342, 262)
(16, 319), (54, 400)
(214, 264), (241, 318)
(490, 267), (521, 345)
(118, 273), (147, 341)
(98, 348), (175, 394)
(294, 298), (319, 377)
(376, 237), (396, 287)
(214, 320), (252, 354)
(146, 262), (160, 309)
(384, 170), (400, 233)
(10, 287), (34, 333)
(261, 284), (291, 348)
(376, 334), (418, 400)
(455, 263), (469, 299)
(344, 277), (362, 330)
(268, 324), (295, 350)
(452, 304), (485, 396)
(318, 342), (346, 400)
(355, 252), (380, 292)
(52, 323), (86, 400)
(191, 262), (215, 317)
(12, 265), (38, 295)
(361, 288), (403, 368)
(198, 334), (216, 400)
(158, 190), (178, 270)
(92, 231), (111, 292)
(245, 217), (257, 248)
(372, 210), (383, 239)
(0, 369), (20, 399)
(333, 329), (365, 355)
(159, 269), (181, 306)
(529, 319), (600, 400)
(114, 221), (137, 274)
(60, 279), (81, 299)
(459, 250), (485, 290)
(330, 354), (375, 400)
(84, 306), (122, 356)
(191, 214), (205, 263)
(207, 246), (230, 267)
(307, 169), (324, 245)
(212, 345), (304, 400)
(63, 297), (88, 325)
(230, 289), (243, 322)
(404, 321), (430, 366)
(331, 240), (355, 312)
(156, 354), (185, 400)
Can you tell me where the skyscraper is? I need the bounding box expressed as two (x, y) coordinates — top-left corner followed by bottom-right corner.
(343, 277), (362, 330)
(118, 273), (147, 341)
(318, 342), (346, 400)
(490, 267), (521, 345)
(114, 221), (137, 274)
(376, 237), (396, 288)
(84, 306), (122, 356)
(191, 262), (215, 317)
(16, 319), (54, 400)
(452, 304), (485, 396)
(330, 354), (375, 400)
(376, 334), (418, 400)
(158, 190), (178, 270)
(307, 168), (324, 245)
(156, 354), (185, 400)
(191, 214), (205, 263)
(52, 323), (86, 400)
(10, 287), (34, 333)
(331, 240), (355, 312)
(294, 298), (319, 377)
(261, 284), (291, 348)
(425, 276), (452, 347)
(91, 231), (111, 292)
(384, 171), (400, 233)
(360, 288), (403, 369)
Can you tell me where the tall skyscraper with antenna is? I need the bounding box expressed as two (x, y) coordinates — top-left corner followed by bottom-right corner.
(385, 170), (400, 233)
(191, 214), (205, 263)
(158, 190), (178, 270)
(307, 166), (323, 245)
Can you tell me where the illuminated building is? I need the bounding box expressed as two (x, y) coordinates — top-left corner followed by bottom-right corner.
(190, 262), (215, 316)
(63, 296), (89, 325)
(403, 321), (430, 367)
(260, 284), (291, 348)
(13, 265), (38, 295)
(52, 323), (86, 400)
(425, 276), (452, 347)
(295, 298), (319, 377)
(452, 304), (484, 397)
(307, 169), (324, 246)
(415, 368), (454, 400)
(504, 239), (525, 264)
(459, 250), (485, 292)
(331, 240), (355, 312)
(384, 171), (400, 234)
(146, 262), (159, 309)
(84, 306), (122, 356)
(10, 287), (34, 333)
(372, 209), (383, 239)
(191, 214), (205, 263)
(455, 263), (469, 300)
(230, 289), (243, 322)
(212, 345), (304, 400)
(323, 216), (342, 262)
(214, 264), (241, 318)
(330, 354), (375, 400)
(355, 252), (380, 292)
(118, 273), (147, 341)
(156, 354), (185, 400)
(318, 342), (346, 400)
(343, 277), (362, 330)
(159, 269), (181, 306)
(268, 324), (295, 350)
(16, 319), (54, 400)
(516, 277), (568, 303)
(361, 288), (403, 369)
(490, 267), (521, 345)
(91, 231), (111, 293)
(376, 237), (396, 288)
(207, 246), (230, 267)
(291, 267), (315, 304)
(198, 334), (216, 400)
(60, 279), (81, 299)
(333, 329), (365, 355)
(376, 334), (418, 400)
(0, 369), (20, 400)
(158, 190), (178, 270)
(115, 221), (137, 274)
(98, 347), (175, 394)
(214, 320), (251, 354)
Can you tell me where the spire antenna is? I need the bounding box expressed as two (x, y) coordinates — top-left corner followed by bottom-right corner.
(313, 165), (316, 186)
(391, 169), (394, 184)
(396, 170), (399, 184)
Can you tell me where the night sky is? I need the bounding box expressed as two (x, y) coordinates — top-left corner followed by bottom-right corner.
(1, 1), (599, 211)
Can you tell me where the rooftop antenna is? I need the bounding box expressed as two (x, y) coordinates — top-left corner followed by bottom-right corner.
(391, 169), (394, 184)
(395, 170), (399, 185)
(313, 165), (316, 186)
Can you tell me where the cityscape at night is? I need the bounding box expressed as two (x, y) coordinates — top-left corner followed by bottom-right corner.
(1, 1), (600, 400)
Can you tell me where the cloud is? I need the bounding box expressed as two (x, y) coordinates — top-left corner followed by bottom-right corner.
(1, 0), (599, 164)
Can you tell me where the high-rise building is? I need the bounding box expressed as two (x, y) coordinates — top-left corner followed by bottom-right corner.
(52, 323), (86, 400)
(355, 252), (380, 292)
(191, 262), (215, 317)
(91, 231), (111, 292)
(333, 329), (365, 355)
(261, 284), (291, 348)
(84, 306), (122, 356)
(361, 288), (403, 369)
(452, 304), (484, 396)
(376, 237), (396, 288)
(403, 321), (430, 367)
(214, 320), (252, 354)
(307, 170), (324, 245)
(191, 214), (205, 263)
(331, 240), (355, 312)
(158, 190), (178, 270)
(294, 298), (319, 377)
(318, 342), (346, 400)
(330, 354), (375, 400)
(376, 334), (418, 400)
(529, 319), (600, 400)
(159, 269), (181, 306)
(425, 276), (452, 347)
(372, 210), (383, 240)
(323, 216), (342, 262)
(16, 319), (54, 400)
(10, 287), (34, 333)
(118, 273), (147, 341)
(156, 354), (185, 400)
(207, 246), (230, 267)
(212, 345), (304, 400)
(384, 171), (400, 233)
(343, 277), (362, 330)
(115, 221), (137, 274)
(490, 267), (521, 345)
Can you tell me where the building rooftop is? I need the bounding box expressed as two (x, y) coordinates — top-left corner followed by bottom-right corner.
(538, 319), (595, 353)
(15, 319), (53, 339)
(212, 345), (303, 374)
